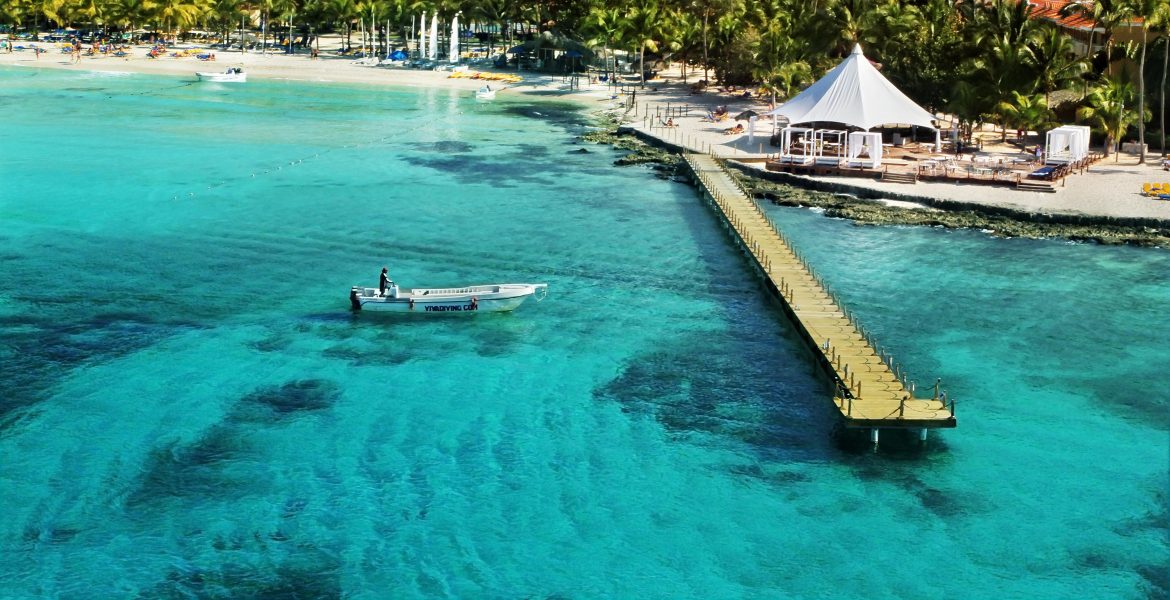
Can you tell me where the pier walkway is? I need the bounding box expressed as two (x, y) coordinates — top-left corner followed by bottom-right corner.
(683, 153), (956, 441)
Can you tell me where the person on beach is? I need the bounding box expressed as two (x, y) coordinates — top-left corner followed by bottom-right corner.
(379, 267), (392, 296)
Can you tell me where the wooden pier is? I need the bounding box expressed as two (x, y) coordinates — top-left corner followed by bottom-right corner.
(683, 153), (957, 443)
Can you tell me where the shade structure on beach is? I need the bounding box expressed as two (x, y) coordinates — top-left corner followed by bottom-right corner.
(768, 44), (937, 132)
(390, 50), (408, 61)
(1044, 125), (1090, 165)
(846, 131), (883, 168)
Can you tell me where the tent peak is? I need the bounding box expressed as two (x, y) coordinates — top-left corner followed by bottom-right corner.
(851, 43), (864, 56)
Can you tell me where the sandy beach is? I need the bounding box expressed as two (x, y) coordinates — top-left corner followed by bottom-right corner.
(0, 41), (616, 103)
(619, 89), (1170, 223)
(5, 42), (1170, 224)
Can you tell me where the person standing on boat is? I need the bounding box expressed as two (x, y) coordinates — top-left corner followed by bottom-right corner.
(379, 267), (392, 296)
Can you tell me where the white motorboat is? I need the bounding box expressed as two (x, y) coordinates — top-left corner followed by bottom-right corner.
(349, 282), (547, 313)
(196, 67), (246, 82)
(475, 85), (496, 100)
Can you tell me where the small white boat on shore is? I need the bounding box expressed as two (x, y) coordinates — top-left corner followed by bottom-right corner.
(475, 85), (496, 100)
(350, 282), (547, 313)
(196, 67), (246, 82)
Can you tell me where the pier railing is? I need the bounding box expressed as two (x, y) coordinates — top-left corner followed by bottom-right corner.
(682, 152), (956, 442)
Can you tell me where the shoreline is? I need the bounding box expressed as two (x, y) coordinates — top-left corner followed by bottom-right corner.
(0, 44), (613, 107)
(7, 44), (1169, 244)
(589, 124), (1170, 246)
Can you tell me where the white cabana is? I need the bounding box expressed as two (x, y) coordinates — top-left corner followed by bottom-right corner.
(768, 44), (940, 151)
(846, 131), (883, 168)
(1044, 125), (1090, 165)
(777, 126), (816, 165)
(813, 129), (848, 165)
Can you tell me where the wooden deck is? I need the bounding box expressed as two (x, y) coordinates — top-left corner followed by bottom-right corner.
(683, 153), (957, 439)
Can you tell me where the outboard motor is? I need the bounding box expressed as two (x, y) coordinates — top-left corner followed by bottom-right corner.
(349, 287), (362, 311)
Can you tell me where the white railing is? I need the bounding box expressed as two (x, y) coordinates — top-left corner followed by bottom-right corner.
(411, 285), (498, 296)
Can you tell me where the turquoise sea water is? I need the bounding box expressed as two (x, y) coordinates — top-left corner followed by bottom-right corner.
(1, 66), (1167, 599)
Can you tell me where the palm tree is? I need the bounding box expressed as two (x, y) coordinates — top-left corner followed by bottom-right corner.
(744, 0), (785, 100)
(1061, 0), (1134, 74)
(1, 0), (28, 48)
(271, 0), (295, 53)
(153, 0), (208, 42)
(826, 0), (887, 56)
(1131, 0), (1170, 163)
(688, 0), (740, 85)
(1150, 2), (1170, 157)
(1025, 23), (1087, 105)
(621, 0), (660, 89)
(665, 11), (701, 82)
(1078, 74), (1144, 160)
(583, 5), (622, 83)
(995, 91), (1054, 143)
(465, 0), (506, 56)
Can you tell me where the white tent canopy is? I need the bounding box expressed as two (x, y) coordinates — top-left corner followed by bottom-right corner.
(846, 131), (883, 168)
(768, 44), (938, 138)
(1044, 125), (1090, 165)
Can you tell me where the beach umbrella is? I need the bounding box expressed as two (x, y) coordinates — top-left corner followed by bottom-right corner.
(449, 12), (459, 63)
(735, 110), (759, 121)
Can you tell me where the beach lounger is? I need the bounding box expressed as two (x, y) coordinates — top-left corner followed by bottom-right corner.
(1027, 166), (1055, 180)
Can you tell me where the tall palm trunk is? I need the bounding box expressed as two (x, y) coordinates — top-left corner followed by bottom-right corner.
(639, 44), (646, 89)
(1139, 27), (1148, 163)
(1162, 35), (1168, 157)
(701, 11), (709, 84)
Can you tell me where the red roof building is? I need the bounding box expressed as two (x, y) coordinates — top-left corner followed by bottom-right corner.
(1023, 0), (1144, 53)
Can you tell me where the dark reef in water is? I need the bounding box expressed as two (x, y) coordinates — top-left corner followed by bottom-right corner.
(146, 550), (342, 599)
(500, 102), (589, 128)
(409, 152), (555, 187)
(747, 178), (1170, 247)
(417, 140), (473, 154)
(242, 379), (341, 414)
(127, 378), (340, 506)
(593, 328), (833, 462)
(0, 312), (200, 428)
(581, 117), (682, 176)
